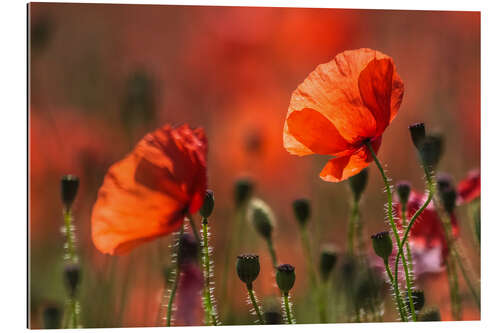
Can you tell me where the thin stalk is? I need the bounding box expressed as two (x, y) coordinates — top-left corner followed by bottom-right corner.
(166, 226), (184, 326)
(299, 226), (317, 287)
(366, 141), (415, 321)
(265, 237), (278, 269)
(246, 285), (264, 324)
(62, 208), (80, 328)
(283, 292), (295, 324)
(384, 259), (406, 321)
(347, 200), (359, 256)
(201, 218), (219, 325)
(401, 203), (415, 287)
(452, 247), (480, 309)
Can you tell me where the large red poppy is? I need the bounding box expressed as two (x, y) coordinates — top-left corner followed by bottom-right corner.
(91, 124), (207, 255)
(283, 48), (404, 182)
(395, 191), (459, 260)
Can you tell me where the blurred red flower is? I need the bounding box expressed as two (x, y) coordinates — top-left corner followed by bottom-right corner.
(283, 48), (404, 182)
(91, 124), (207, 255)
(396, 191), (459, 260)
(457, 169), (480, 204)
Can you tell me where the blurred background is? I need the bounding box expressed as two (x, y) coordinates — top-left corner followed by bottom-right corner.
(29, 2), (480, 328)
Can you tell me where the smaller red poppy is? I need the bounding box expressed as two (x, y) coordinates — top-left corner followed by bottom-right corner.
(91, 124), (207, 255)
(457, 169), (480, 204)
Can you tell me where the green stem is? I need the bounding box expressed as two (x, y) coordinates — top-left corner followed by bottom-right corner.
(266, 237), (278, 269)
(399, 203), (416, 317)
(366, 141), (413, 321)
(247, 285), (264, 324)
(452, 247), (481, 310)
(446, 257), (461, 320)
(202, 218), (218, 325)
(347, 200), (359, 256)
(63, 209), (77, 263)
(384, 259), (406, 321)
(283, 292), (295, 324)
(299, 227), (317, 287)
(166, 226), (184, 326)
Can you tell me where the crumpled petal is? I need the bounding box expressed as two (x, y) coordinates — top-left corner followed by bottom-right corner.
(284, 48), (404, 157)
(319, 136), (382, 182)
(91, 124), (207, 255)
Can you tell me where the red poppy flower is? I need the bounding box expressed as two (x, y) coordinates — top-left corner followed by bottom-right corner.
(395, 191), (459, 260)
(457, 169), (480, 204)
(91, 124), (207, 255)
(283, 48), (404, 182)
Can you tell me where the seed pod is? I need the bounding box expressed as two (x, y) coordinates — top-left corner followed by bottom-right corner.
(409, 123), (426, 149)
(418, 134), (444, 169)
(61, 175), (79, 209)
(234, 178), (254, 208)
(396, 181), (411, 206)
(64, 263), (81, 297)
(348, 168), (368, 201)
(236, 254), (260, 287)
(319, 244), (338, 281)
(276, 264), (296, 293)
(371, 231), (393, 262)
(247, 198), (275, 240)
(200, 190), (214, 218)
(292, 198), (310, 227)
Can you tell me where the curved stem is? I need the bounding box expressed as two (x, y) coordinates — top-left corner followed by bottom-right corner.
(247, 285), (264, 324)
(266, 237), (278, 269)
(452, 246), (480, 309)
(166, 226), (184, 326)
(366, 141), (414, 321)
(201, 218), (218, 325)
(283, 292), (295, 324)
(384, 259), (406, 321)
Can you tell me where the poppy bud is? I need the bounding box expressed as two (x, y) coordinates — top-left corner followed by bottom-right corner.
(61, 175), (79, 209)
(440, 187), (457, 214)
(178, 233), (199, 266)
(64, 263), (81, 297)
(236, 254), (260, 288)
(396, 181), (411, 206)
(200, 190), (214, 219)
(418, 134), (444, 169)
(409, 123), (426, 149)
(436, 172), (454, 193)
(276, 264), (296, 293)
(319, 244), (338, 281)
(247, 198), (275, 240)
(371, 231), (393, 262)
(348, 168), (368, 201)
(234, 178), (254, 208)
(264, 310), (283, 325)
(292, 198), (310, 227)
(405, 289), (425, 312)
(42, 305), (62, 329)
(419, 308), (441, 321)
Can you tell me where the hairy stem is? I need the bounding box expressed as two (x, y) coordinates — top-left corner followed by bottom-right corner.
(166, 226), (184, 326)
(247, 285), (264, 324)
(201, 218), (219, 325)
(283, 292), (295, 324)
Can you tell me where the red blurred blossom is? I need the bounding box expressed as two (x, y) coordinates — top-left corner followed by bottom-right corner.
(283, 48), (404, 182)
(395, 191), (459, 260)
(91, 124), (207, 255)
(457, 169), (480, 204)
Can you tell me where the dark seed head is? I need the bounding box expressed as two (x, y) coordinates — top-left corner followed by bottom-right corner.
(61, 175), (79, 209)
(371, 231), (393, 261)
(276, 264), (296, 293)
(348, 168), (368, 201)
(200, 190), (215, 219)
(419, 134), (444, 169)
(234, 178), (254, 208)
(409, 123), (426, 149)
(64, 263), (81, 297)
(396, 181), (411, 206)
(236, 254), (260, 287)
(292, 198), (311, 227)
(319, 244), (338, 281)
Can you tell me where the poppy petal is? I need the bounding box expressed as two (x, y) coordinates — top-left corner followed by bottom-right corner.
(285, 107), (353, 156)
(319, 136), (381, 182)
(91, 124), (207, 255)
(457, 169), (480, 204)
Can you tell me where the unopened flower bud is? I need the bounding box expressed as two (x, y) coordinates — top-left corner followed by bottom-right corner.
(405, 289), (425, 312)
(396, 181), (411, 206)
(319, 244), (338, 281)
(348, 168), (368, 201)
(419, 134), (444, 169)
(247, 198), (275, 240)
(440, 187), (457, 214)
(42, 305), (62, 329)
(64, 263), (81, 297)
(419, 308), (441, 321)
(178, 233), (199, 266)
(234, 178), (254, 208)
(276, 264), (296, 293)
(436, 172), (454, 193)
(61, 175), (79, 209)
(236, 254), (260, 288)
(371, 231), (393, 262)
(409, 123), (426, 149)
(292, 198), (310, 227)
(200, 190), (214, 219)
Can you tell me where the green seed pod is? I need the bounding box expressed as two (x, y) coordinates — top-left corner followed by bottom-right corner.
(319, 244), (338, 281)
(42, 305), (62, 329)
(418, 134), (444, 169)
(200, 189), (214, 218)
(236, 254), (260, 287)
(440, 187), (457, 214)
(292, 198), (310, 227)
(409, 123), (426, 149)
(419, 308), (441, 321)
(234, 178), (254, 208)
(247, 198), (275, 240)
(396, 181), (411, 206)
(348, 168), (368, 201)
(371, 231), (393, 262)
(276, 264), (296, 293)
(61, 175), (79, 209)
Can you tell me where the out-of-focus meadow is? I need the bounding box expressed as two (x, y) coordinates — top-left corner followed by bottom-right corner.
(29, 3), (480, 328)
